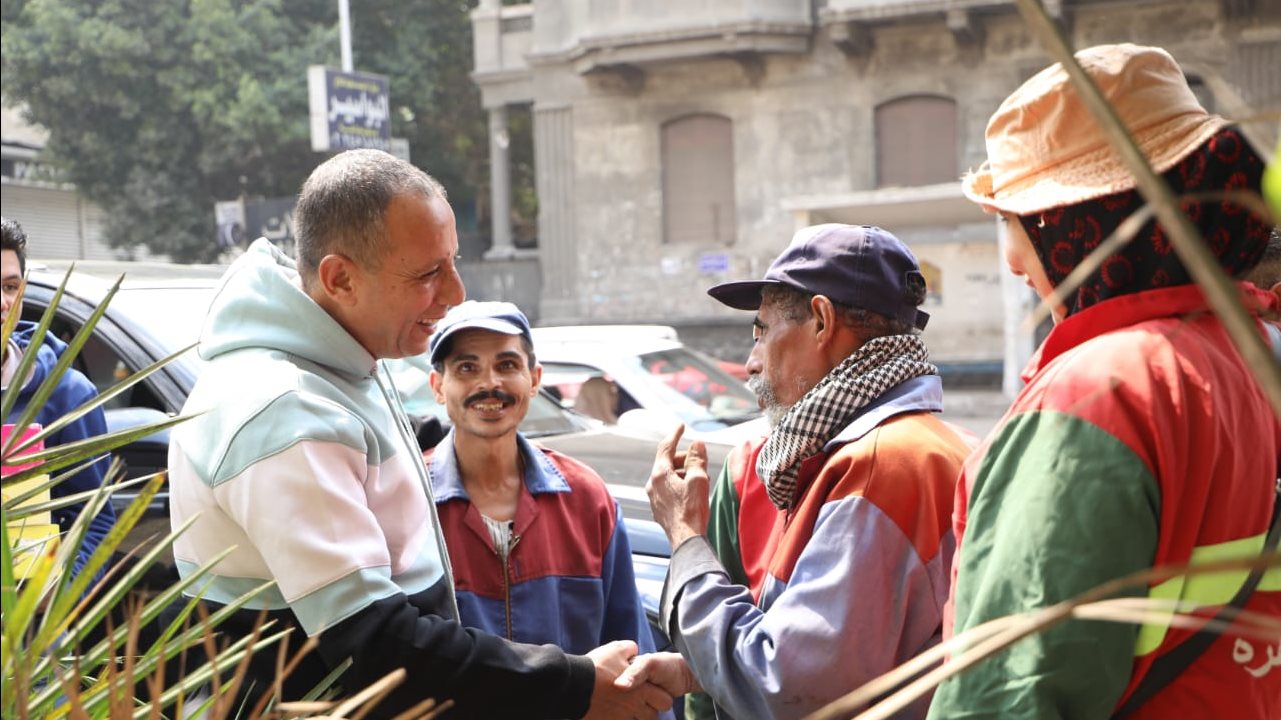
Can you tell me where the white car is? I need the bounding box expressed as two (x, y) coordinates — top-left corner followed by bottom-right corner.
(529, 325), (767, 445)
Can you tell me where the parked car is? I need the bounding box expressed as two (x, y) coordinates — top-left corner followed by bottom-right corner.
(529, 324), (768, 444)
(18, 266), (728, 650)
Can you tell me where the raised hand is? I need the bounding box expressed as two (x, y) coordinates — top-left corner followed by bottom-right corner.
(645, 423), (710, 549)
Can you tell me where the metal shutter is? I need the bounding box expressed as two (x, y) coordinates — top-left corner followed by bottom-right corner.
(1, 185), (83, 257)
(0, 185), (113, 260)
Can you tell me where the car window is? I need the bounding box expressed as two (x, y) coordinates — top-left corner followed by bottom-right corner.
(543, 356), (751, 433)
(19, 279), (211, 415)
(19, 298), (155, 411)
(520, 391), (587, 437)
(637, 347), (758, 420)
(540, 362), (643, 420)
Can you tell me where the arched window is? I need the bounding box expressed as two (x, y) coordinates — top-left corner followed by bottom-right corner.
(875, 95), (958, 187)
(662, 114), (737, 244)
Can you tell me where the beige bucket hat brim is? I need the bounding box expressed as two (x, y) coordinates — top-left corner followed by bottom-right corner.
(962, 44), (1231, 217)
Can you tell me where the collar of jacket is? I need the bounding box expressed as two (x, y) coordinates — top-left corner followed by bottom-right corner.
(1023, 281), (1278, 383)
(822, 373), (944, 452)
(428, 429), (572, 504)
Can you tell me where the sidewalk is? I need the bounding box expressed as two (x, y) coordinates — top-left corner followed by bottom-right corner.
(938, 388), (1013, 440)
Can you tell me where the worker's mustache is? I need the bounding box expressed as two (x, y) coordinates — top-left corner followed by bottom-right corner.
(465, 389), (517, 407)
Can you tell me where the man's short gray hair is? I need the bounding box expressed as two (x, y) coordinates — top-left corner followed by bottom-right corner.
(294, 150), (446, 282)
(762, 284), (922, 340)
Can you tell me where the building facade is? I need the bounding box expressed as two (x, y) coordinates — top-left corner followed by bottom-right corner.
(472, 0), (1278, 371)
(0, 104), (124, 261)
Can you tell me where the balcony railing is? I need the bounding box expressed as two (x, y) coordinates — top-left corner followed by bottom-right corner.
(819, 0), (1027, 53)
(527, 0), (814, 73)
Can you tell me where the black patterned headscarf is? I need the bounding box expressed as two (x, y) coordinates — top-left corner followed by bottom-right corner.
(1017, 127), (1270, 316)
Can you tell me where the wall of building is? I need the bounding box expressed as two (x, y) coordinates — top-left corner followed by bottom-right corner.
(476, 0), (1280, 369)
(2, 104), (128, 261)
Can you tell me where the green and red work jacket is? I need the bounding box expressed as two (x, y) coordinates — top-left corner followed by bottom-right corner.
(932, 282), (1281, 720)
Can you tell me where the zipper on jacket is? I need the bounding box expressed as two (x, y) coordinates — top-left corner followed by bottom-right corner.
(499, 533), (522, 639)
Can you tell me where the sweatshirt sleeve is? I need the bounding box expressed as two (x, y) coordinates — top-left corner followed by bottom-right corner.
(928, 409), (1159, 720)
(209, 430), (596, 718)
(46, 370), (115, 583)
(318, 591), (597, 718)
(664, 495), (944, 720)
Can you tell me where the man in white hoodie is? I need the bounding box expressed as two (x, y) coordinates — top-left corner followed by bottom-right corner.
(167, 150), (673, 718)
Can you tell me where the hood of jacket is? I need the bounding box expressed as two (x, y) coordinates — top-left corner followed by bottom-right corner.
(199, 239), (377, 379)
(11, 320), (68, 396)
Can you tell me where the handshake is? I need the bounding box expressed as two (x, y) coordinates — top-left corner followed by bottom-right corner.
(584, 642), (702, 720)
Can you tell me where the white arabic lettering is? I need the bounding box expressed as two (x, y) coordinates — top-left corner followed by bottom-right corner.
(1232, 638), (1281, 678)
(1233, 637), (1254, 664)
(327, 91), (389, 129)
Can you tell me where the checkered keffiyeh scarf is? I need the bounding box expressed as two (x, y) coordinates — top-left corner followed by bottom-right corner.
(757, 334), (936, 510)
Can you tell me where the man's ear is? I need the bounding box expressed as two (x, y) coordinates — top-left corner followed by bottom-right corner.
(429, 368), (447, 404)
(316, 253), (359, 306)
(529, 362), (543, 396)
(810, 295), (838, 342)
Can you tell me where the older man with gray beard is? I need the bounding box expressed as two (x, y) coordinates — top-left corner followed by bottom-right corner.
(629, 224), (973, 720)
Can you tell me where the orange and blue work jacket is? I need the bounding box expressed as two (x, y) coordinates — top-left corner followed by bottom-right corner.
(667, 375), (970, 719)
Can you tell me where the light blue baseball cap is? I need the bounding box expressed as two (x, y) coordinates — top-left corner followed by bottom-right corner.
(428, 300), (533, 366)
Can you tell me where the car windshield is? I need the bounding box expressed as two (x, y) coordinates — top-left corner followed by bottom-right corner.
(636, 347), (758, 422)
(108, 285), (216, 369)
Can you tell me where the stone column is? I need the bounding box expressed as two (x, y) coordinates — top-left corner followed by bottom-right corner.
(485, 105), (514, 259)
(999, 217), (1035, 399)
(534, 105), (577, 321)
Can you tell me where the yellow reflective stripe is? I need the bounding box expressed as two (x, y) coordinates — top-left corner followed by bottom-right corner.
(1134, 532), (1280, 657)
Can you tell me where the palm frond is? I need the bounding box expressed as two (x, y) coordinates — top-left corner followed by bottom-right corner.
(805, 550), (1281, 719)
(1, 271), (124, 451)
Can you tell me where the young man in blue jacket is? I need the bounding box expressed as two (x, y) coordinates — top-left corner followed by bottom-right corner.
(425, 301), (657, 658)
(2, 216), (115, 583)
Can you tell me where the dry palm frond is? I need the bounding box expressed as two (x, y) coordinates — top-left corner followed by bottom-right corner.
(806, 551), (1281, 720)
(273, 668), (452, 720)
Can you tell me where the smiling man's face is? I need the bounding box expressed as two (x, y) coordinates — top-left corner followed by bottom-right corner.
(430, 328), (541, 442)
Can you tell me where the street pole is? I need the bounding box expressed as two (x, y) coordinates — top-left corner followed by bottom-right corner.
(338, 0), (353, 72)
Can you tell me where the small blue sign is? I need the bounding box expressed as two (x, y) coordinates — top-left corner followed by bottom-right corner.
(697, 252), (730, 274)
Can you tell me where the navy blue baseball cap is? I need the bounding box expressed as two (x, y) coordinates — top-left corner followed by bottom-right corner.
(707, 224), (930, 330)
(428, 300), (534, 366)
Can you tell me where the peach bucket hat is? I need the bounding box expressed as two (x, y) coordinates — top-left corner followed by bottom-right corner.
(962, 43), (1230, 216)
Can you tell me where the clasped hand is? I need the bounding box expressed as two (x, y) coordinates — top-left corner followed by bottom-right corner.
(584, 641), (697, 719)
